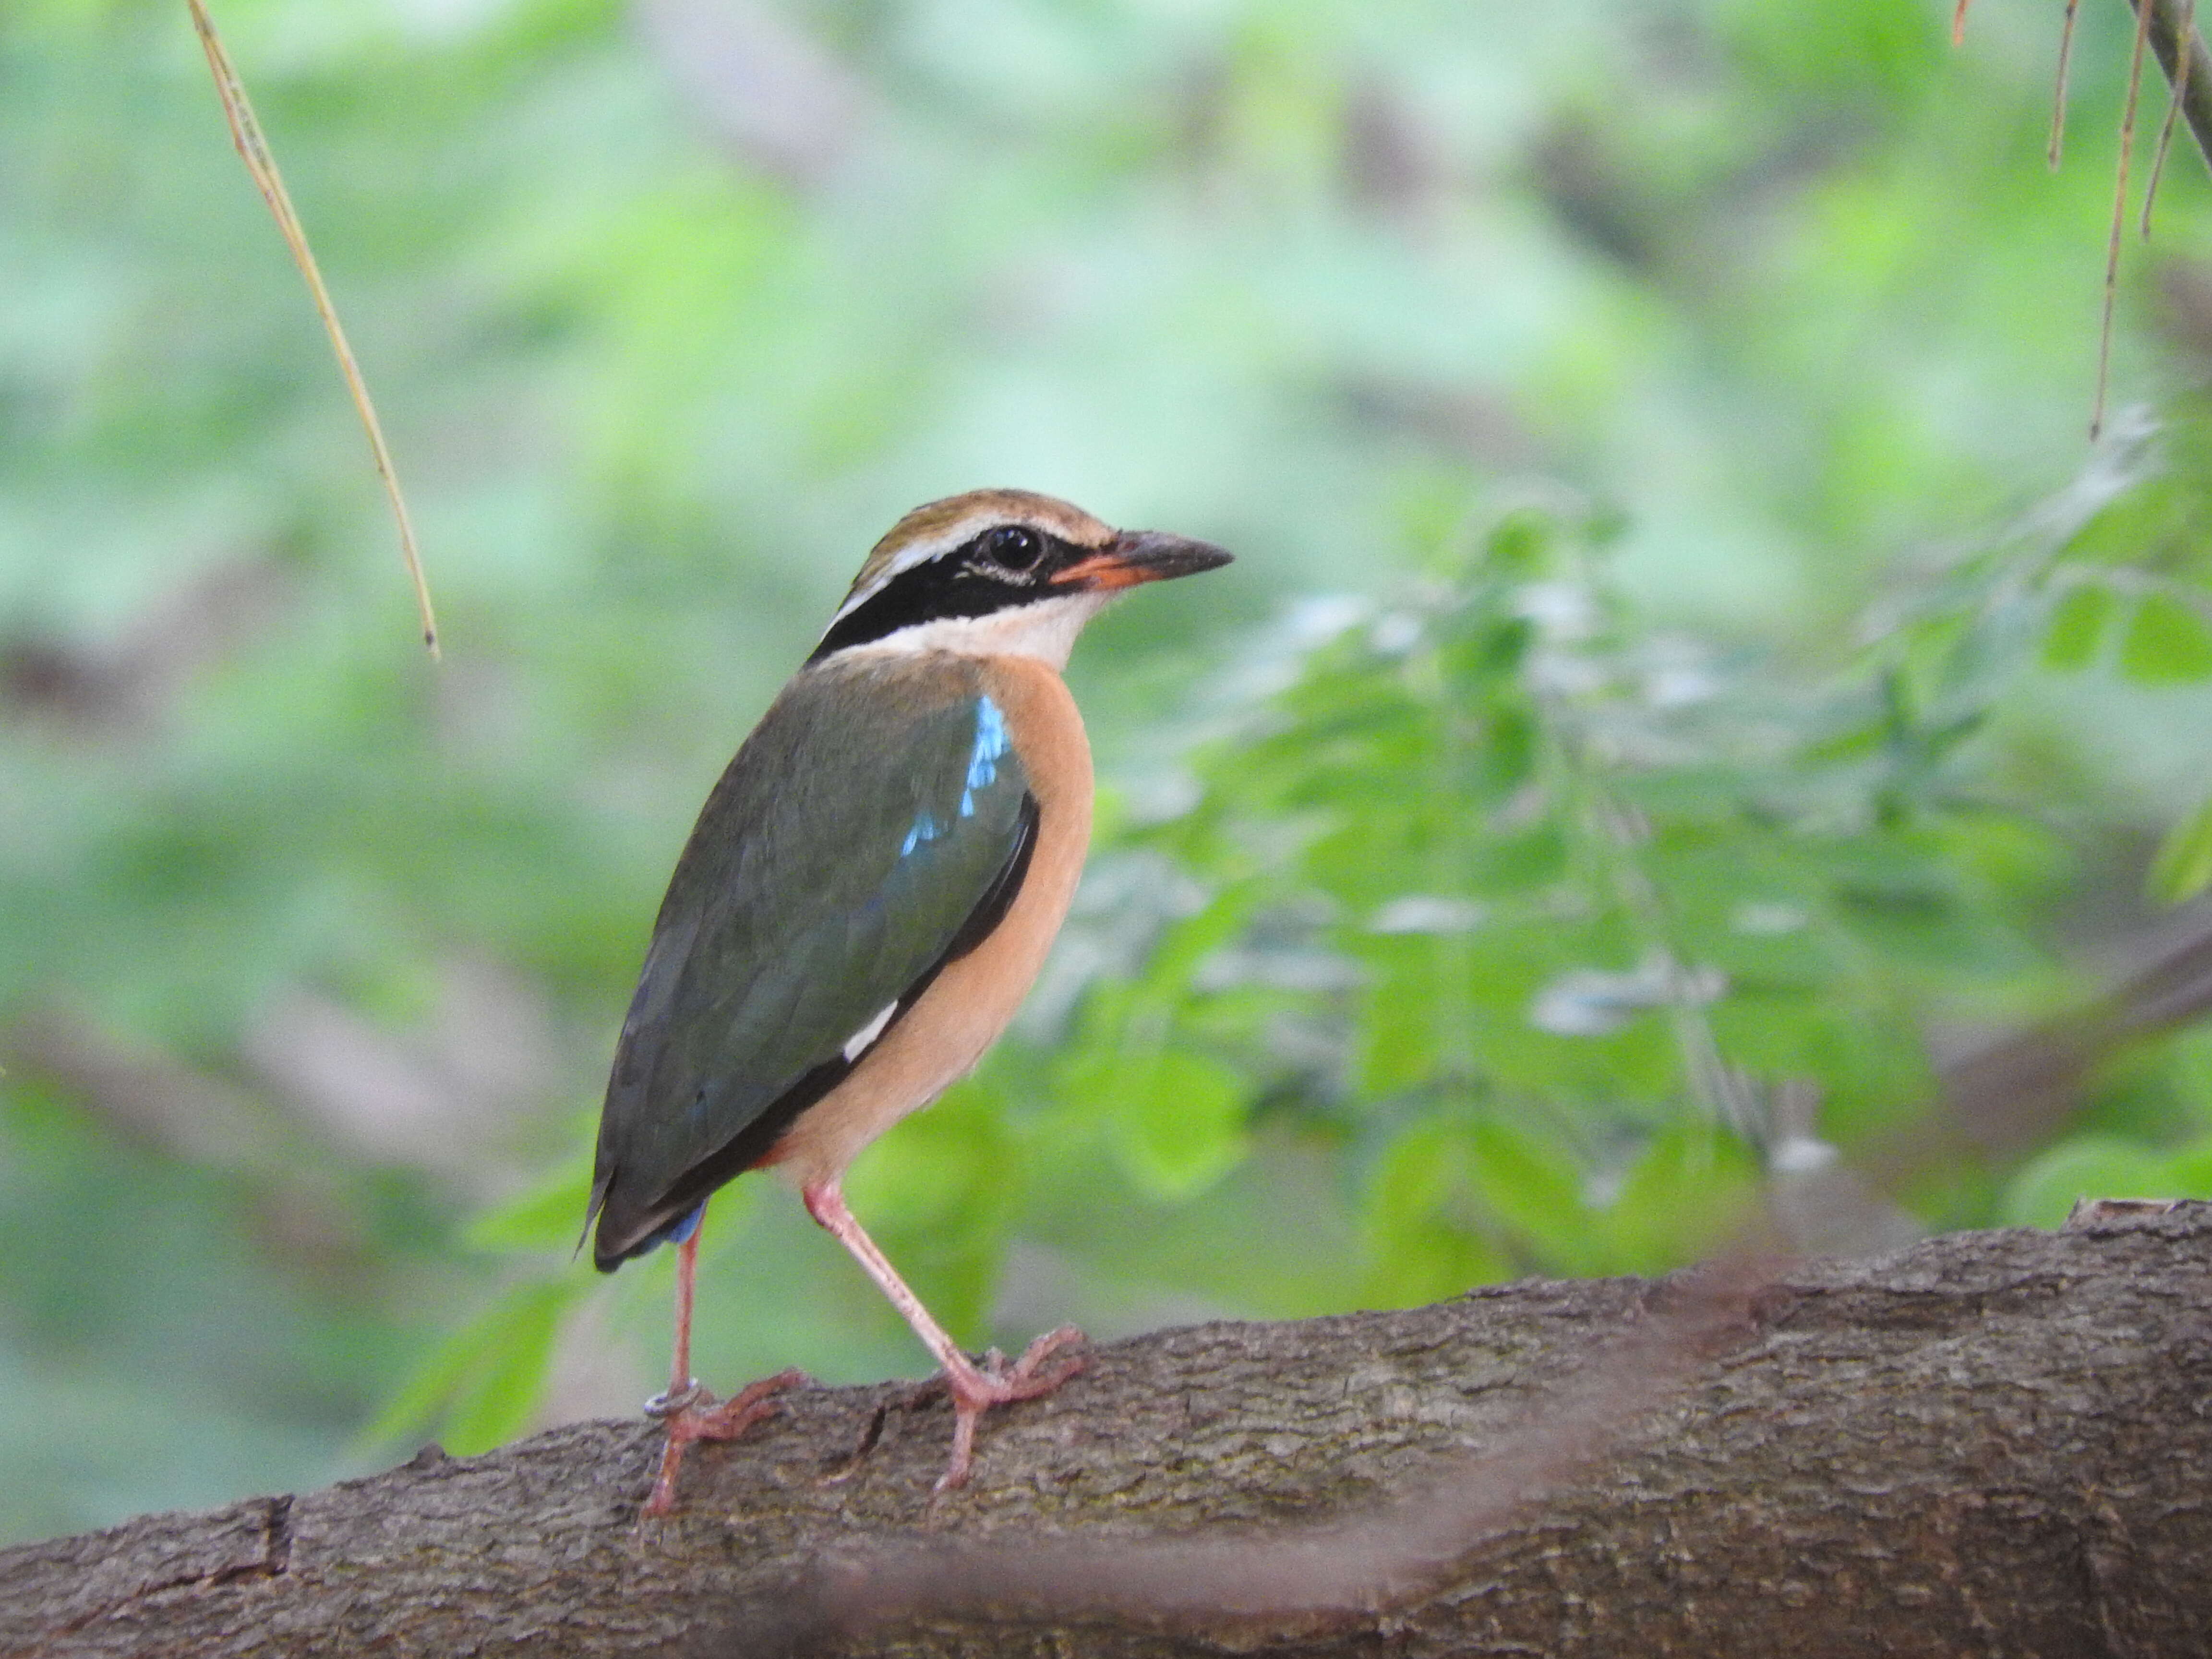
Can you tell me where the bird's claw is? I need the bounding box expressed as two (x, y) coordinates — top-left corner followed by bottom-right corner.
(968, 1322), (1086, 1401)
(639, 1368), (809, 1518)
(934, 1325), (1088, 1492)
(1006, 1322), (1086, 1388)
(688, 1367), (810, 1441)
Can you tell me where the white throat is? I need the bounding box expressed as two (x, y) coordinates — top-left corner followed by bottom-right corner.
(832, 591), (1112, 670)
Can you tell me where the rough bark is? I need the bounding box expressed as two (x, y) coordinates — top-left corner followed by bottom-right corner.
(5, 1204), (2210, 1659)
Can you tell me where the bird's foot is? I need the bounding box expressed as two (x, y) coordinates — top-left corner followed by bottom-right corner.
(936, 1324), (1088, 1492)
(639, 1367), (808, 1518)
(991, 1322), (1089, 1394)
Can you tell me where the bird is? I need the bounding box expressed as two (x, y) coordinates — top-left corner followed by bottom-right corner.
(584, 488), (1231, 1513)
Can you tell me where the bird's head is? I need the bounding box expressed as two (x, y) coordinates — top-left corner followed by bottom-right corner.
(810, 489), (1232, 668)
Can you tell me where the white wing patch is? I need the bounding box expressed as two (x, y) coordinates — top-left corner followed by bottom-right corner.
(842, 1000), (900, 1063)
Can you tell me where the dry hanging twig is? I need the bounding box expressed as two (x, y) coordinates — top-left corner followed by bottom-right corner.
(2143, 0), (2198, 229)
(2094, 0), (2160, 439)
(185, 0), (441, 655)
(1973, 1), (2212, 431)
(2051, 0), (2082, 167)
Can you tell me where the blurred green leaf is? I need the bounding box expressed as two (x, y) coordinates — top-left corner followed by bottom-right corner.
(464, 1153), (595, 1253)
(2116, 593), (2212, 685)
(1360, 1120), (1513, 1309)
(2000, 1139), (2177, 1230)
(1599, 1124), (1761, 1275)
(2148, 798), (2212, 906)
(440, 1281), (574, 1457)
(847, 1079), (1010, 1234)
(365, 1278), (578, 1457)
(1108, 1049), (1251, 1201)
(2163, 1139), (2212, 1196)
(2040, 581), (2113, 671)
(1466, 1118), (1601, 1274)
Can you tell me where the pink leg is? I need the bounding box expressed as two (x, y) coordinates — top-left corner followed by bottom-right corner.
(639, 1206), (806, 1518)
(668, 1227), (699, 1397)
(803, 1180), (1085, 1490)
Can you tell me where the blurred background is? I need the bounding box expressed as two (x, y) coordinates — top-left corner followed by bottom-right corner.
(8, 0), (2212, 1546)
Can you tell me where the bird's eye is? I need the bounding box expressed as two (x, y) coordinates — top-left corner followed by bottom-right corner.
(981, 526), (1042, 573)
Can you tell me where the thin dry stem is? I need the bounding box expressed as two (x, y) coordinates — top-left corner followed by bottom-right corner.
(2096, 0), (2159, 442)
(185, 0), (441, 656)
(2052, 0), (2082, 168)
(2144, 0), (2201, 231)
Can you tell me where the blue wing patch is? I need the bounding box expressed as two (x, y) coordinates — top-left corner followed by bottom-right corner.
(962, 697), (1008, 816)
(902, 695), (1009, 853)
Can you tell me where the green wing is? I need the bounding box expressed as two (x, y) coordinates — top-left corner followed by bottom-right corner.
(589, 657), (1034, 1265)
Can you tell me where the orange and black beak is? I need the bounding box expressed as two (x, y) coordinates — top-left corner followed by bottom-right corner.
(1052, 529), (1233, 591)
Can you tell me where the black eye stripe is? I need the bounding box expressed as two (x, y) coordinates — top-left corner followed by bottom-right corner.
(810, 527), (1085, 660)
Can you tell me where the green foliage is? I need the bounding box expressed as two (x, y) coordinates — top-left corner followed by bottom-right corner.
(462, 1152), (592, 1253)
(366, 1278), (570, 1457)
(2040, 582), (2115, 671)
(1360, 1120), (1515, 1307)
(2117, 592), (2212, 685)
(2148, 796), (2212, 906)
(1039, 496), (2063, 1295)
(1999, 1134), (2212, 1229)
(1059, 886), (1262, 1200)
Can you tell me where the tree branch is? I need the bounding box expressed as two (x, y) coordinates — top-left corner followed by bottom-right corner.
(7, 1205), (2211, 1657)
(2134, 0), (2212, 178)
